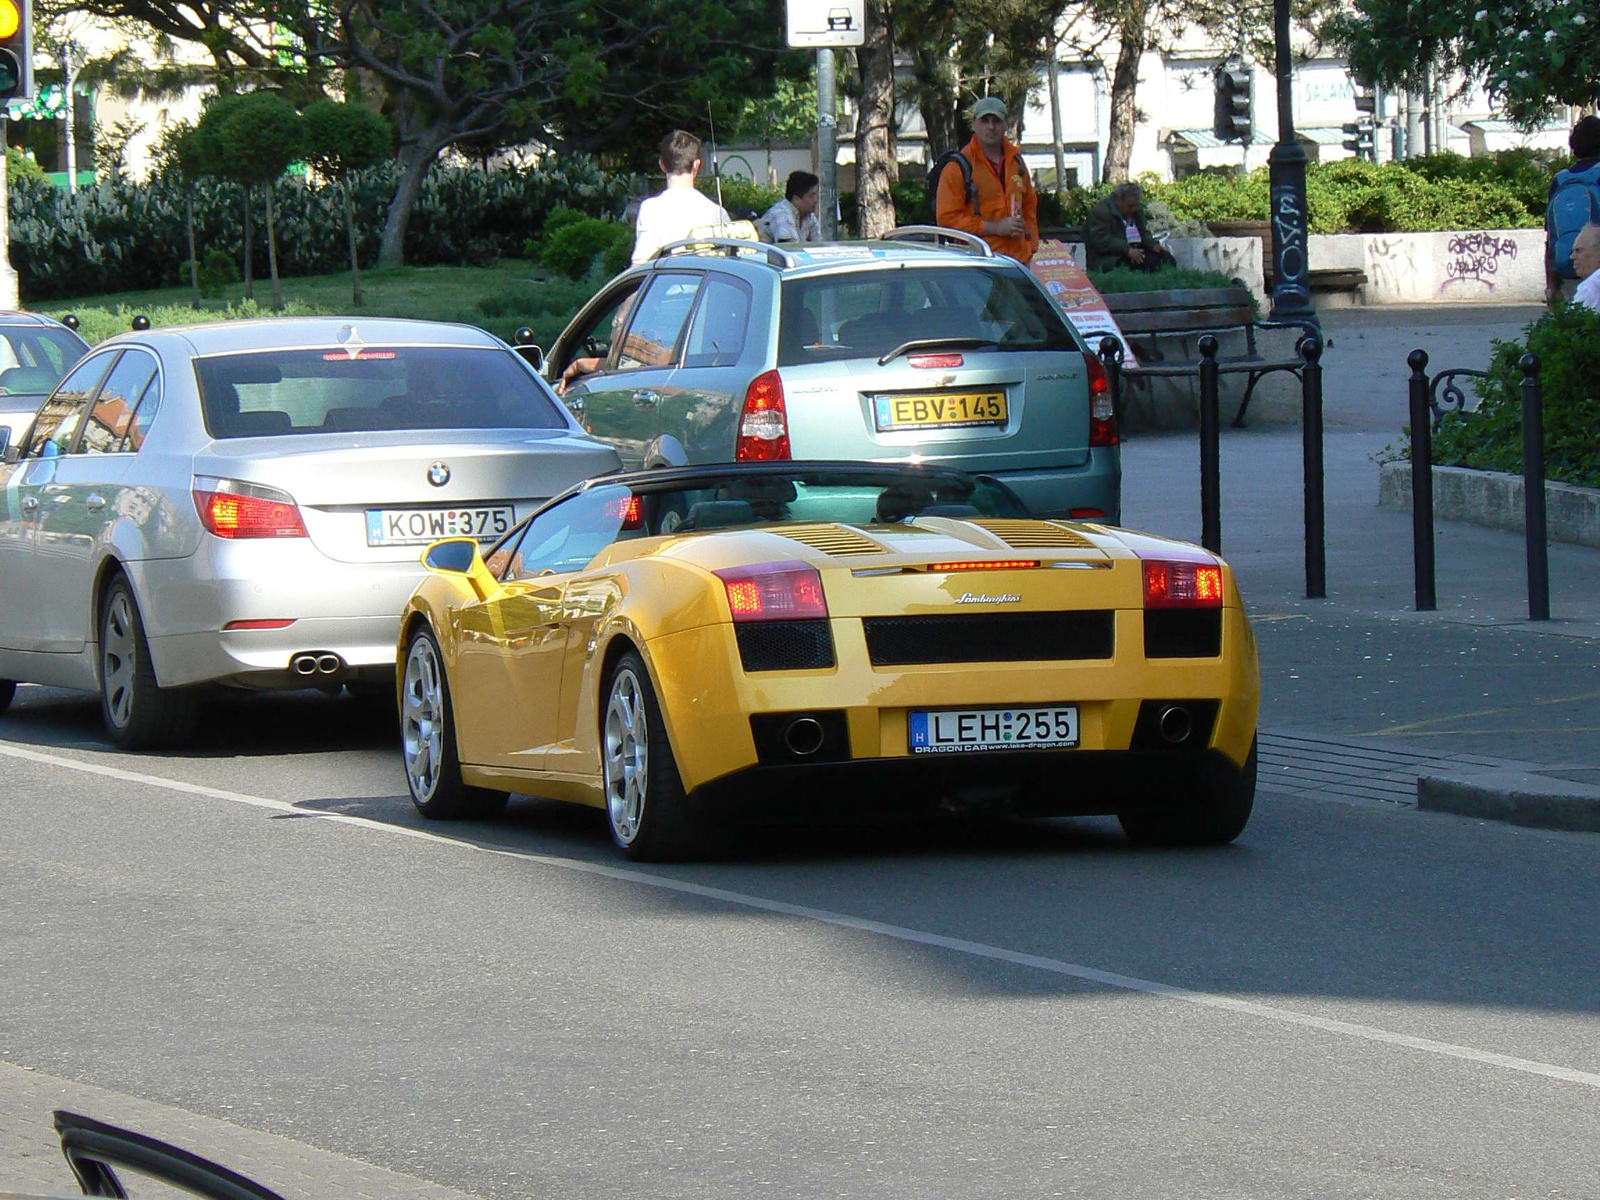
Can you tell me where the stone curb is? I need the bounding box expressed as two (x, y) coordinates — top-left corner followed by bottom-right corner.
(1378, 461), (1600, 550)
(1416, 769), (1600, 833)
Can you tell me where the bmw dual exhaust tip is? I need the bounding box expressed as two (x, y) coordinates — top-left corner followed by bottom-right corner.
(290, 652), (345, 677)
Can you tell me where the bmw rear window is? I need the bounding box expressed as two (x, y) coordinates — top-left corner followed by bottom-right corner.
(194, 346), (568, 439)
(777, 265), (1080, 365)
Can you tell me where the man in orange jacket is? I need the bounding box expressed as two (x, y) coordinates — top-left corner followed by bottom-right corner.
(935, 96), (1040, 263)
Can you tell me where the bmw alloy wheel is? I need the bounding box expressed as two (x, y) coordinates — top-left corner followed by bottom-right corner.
(403, 635), (445, 803)
(604, 667), (649, 845)
(101, 588), (138, 730)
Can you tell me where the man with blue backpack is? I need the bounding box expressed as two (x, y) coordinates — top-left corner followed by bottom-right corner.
(1545, 115), (1600, 304)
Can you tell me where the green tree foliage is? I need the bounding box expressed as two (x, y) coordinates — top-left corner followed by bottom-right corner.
(304, 99), (393, 306)
(1430, 304), (1600, 487)
(1326, 0), (1600, 124)
(200, 91), (306, 310)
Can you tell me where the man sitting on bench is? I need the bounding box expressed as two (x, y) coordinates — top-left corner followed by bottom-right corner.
(1084, 182), (1176, 272)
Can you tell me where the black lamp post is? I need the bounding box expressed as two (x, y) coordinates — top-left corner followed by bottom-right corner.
(1267, 0), (1316, 323)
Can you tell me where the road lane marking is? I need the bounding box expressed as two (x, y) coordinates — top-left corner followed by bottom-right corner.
(1362, 688), (1600, 736)
(6, 740), (1600, 1093)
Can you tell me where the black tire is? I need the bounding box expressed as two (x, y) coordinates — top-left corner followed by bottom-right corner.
(1117, 738), (1257, 847)
(0, 680), (14, 715)
(400, 625), (507, 820)
(99, 576), (199, 750)
(601, 650), (699, 861)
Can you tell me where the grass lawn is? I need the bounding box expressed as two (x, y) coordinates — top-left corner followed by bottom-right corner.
(35, 258), (595, 349)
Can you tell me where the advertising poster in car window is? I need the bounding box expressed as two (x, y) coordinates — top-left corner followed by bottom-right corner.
(1030, 241), (1139, 367)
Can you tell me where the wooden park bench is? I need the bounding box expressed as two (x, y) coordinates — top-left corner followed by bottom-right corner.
(1103, 285), (1320, 428)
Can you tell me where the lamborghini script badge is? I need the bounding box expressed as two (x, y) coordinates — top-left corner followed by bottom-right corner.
(956, 592), (1021, 604)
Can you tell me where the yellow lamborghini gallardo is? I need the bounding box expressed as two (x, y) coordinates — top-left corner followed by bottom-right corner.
(397, 461), (1259, 860)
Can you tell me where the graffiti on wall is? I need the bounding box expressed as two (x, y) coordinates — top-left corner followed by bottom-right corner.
(1366, 235), (1420, 298)
(1440, 232), (1519, 294)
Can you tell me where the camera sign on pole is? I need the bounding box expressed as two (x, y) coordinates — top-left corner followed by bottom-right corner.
(786, 0), (864, 47)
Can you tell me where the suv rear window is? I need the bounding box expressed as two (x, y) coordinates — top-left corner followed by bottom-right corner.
(195, 347), (568, 438)
(777, 264), (1079, 365)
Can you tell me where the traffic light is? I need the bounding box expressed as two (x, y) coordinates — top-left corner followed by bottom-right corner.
(1212, 63), (1253, 143)
(1342, 83), (1378, 160)
(0, 0), (31, 102)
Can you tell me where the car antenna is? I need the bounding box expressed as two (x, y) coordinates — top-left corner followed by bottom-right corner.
(707, 102), (725, 216)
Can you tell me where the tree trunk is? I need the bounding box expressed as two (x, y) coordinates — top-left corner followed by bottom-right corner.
(914, 47), (961, 160)
(855, 0), (897, 239)
(242, 185), (254, 300)
(344, 181), (364, 307)
(378, 136), (443, 269)
(265, 183), (283, 312)
(1103, 2), (1148, 183)
(1046, 46), (1068, 198)
(186, 195), (201, 309)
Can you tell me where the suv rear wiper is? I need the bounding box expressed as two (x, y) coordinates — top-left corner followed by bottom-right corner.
(877, 337), (998, 367)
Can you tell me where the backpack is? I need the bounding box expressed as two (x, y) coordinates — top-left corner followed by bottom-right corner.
(1549, 162), (1600, 278)
(926, 150), (977, 222)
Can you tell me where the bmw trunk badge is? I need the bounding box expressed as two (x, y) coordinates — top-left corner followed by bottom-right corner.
(428, 462), (451, 487)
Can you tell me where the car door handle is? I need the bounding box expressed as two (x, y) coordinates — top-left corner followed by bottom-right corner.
(20, 496), (38, 513)
(85, 494), (107, 511)
(632, 389), (661, 407)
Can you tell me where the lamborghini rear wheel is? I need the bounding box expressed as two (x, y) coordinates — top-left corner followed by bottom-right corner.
(1117, 739), (1257, 847)
(603, 650), (698, 861)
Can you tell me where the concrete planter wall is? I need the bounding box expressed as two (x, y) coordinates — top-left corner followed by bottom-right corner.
(1159, 228), (1546, 307)
(1378, 462), (1600, 549)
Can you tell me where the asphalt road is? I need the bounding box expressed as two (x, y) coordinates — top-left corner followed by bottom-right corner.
(2, 685), (1597, 1199)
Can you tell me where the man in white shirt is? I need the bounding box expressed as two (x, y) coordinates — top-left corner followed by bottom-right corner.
(630, 130), (732, 265)
(759, 171), (823, 243)
(1571, 223), (1600, 311)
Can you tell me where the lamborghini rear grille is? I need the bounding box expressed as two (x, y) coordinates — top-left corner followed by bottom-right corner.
(777, 523), (886, 556)
(862, 612), (1114, 665)
(735, 619), (837, 671)
(971, 519), (1095, 549)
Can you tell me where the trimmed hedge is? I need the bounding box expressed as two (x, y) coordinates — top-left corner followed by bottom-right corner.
(13, 157), (641, 301)
(1429, 303), (1600, 489)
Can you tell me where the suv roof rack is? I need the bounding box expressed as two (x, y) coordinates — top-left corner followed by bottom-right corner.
(652, 238), (800, 269)
(880, 225), (995, 256)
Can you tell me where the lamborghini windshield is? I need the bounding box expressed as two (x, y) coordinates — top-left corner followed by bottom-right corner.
(484, 464), (1029, 579)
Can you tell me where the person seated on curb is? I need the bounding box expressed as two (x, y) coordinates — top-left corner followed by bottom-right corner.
(759, 171), (823, 243)
(1084, 182), (1176, 272)
(1571, 222), (1600, 312)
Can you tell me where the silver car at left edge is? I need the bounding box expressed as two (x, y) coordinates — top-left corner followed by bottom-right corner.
(0, 317), (623, 749)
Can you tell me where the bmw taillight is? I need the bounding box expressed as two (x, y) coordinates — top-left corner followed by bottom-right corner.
(193, 476), (308, 539)
(714, 561), (827, 621)
(735, 369), (791, 462)
(1143, 559), (1224, 608)
(1085, 352), (1119, 447)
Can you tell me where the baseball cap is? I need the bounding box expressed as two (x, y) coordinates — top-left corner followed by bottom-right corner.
(972, 96), (1007, 121)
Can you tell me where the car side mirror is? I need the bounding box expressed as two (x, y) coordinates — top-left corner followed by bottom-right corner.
(0, 427), (9, 459)
(421, 537), (498, 600)
(512, 328), (544, 372)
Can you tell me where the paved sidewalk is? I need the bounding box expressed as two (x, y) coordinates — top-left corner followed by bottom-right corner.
(1121, 303), (1600, 824)
(0, 1060), (485, 1199)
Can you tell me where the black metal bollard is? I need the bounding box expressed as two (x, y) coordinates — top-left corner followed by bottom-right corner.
(1198, 335), (1221, 554)
(131, 314), (151, 331)
(1097, 335), (1124, 429)
(1299, 332), (1326, 599)
(61, 313), (80, 331)
(1520, 353), (1549, 621)
(1406, 348), (1435, 612)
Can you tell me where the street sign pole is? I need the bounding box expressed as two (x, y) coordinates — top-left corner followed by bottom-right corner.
(817, 46), (837, 240)
(787, 0), (862, 242)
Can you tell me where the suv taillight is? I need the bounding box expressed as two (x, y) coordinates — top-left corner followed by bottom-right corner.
(1143, 559), (1224, 608)
(1085, 352), (1119, 447)
(714, 561), (827, 621)
(193, 476), (308, 539)
(736, 369), (790, 462)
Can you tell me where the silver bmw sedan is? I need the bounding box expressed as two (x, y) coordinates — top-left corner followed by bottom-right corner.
(0, 317), (623, 748)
